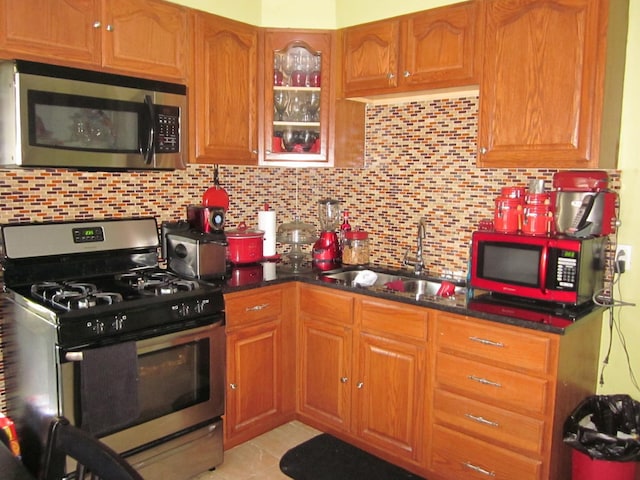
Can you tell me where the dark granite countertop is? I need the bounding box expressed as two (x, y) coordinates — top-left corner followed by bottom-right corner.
(217, 261), (606, 335)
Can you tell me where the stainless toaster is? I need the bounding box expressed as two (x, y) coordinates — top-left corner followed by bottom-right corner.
(166, 231), (227, 279)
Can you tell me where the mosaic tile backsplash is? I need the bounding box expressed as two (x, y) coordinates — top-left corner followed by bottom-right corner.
(0, 95), (618, 274)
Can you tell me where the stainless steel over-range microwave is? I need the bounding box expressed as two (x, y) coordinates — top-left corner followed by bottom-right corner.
(0, 60), (187, 170)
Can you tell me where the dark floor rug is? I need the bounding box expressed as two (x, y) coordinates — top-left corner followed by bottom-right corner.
(279, 433), (426, 480)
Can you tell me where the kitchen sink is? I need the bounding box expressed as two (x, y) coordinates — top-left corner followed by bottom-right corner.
(321, 270), (404, 287)
(320, 268), (467, 301)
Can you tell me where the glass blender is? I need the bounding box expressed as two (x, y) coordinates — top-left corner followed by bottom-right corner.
(312, 198), (341, 268)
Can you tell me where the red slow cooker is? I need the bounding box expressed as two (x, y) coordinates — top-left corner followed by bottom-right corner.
(226, 222), (264, 264)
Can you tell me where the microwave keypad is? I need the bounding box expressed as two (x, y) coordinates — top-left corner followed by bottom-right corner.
(557, 257), (577, 288)
(156, 110), (180, 153)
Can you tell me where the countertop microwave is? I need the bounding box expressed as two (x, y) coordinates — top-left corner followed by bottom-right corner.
(0, 60), (187, 170)
(470, 231), (608, 306)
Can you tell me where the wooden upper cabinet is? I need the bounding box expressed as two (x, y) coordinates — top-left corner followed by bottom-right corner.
(478, 0), (627, 169)
(192, 13), (259, 165)
(342, 19), (400, 95)
(101, 0), (190, 81)
(0, 0), (101, 65)
(401, 1), (481, 89)
(342, 1), (480, 98)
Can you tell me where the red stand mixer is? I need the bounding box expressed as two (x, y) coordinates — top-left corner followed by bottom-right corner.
(312, 198), (341, 268)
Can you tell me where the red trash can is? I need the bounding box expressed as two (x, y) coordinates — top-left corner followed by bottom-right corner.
(573, 449), (638, 480)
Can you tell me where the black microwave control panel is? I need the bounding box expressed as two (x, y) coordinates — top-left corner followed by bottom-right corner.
(156, 105), (180, 153)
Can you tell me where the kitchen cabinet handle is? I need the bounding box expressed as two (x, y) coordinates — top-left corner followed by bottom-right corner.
(65, 352), (83, 362)
(246, 303), (269, 311)
(251, 149), (259, 155)
(468, 375), (501, 388)
(340, 377), (349, 383)
(106, 24), (114, 32)
(463, 462), (496, 477)
(229, 383), (237, 390)
(469, 336), (504, 348)
(386, 72), (395, 80)
(403, 71), (411, 78)
(356, 382), (364, 389)
(465, 413), (499, 427)
(480, 147), (487, 154)
(92, 21), (102, 29)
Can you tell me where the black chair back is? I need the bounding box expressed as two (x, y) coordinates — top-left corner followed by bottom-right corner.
(41, 417), (143, 480)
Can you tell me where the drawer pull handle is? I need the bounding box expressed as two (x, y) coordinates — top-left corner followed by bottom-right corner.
(469, 336), (504, 348)
(465, 413), (499, 427)
(246, 303), (269, 312)
(463, 462), (496, 477)
(229, 383), (237, 390)
(468, 375), (502, 388)
(340, 377), (349, 384)
(356, 382), (364, 389)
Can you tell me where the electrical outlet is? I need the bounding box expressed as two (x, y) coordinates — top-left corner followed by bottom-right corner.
(616, 244), (632, 272)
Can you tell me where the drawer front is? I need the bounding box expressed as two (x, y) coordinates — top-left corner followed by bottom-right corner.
(433, 389), (545, 455)
(359, 297), (427, 340)
(435, 352), (549, 415)
(299, 285), (354, 325)
(436, 313), (554, 374)
(430, 424), (543, 480)
(225, 288), (283, 327)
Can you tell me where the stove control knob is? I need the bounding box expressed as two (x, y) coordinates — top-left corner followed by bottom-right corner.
(112, 314), (127, 331)
(88, 319), (105, 335)
(195, 299), (210, 314)
(178, 303), (190, 317)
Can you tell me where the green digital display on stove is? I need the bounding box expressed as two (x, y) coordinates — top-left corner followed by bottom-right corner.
(72, 226), (104, 243)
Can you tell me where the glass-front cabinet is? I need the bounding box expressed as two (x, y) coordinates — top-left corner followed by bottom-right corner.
(262, 31), (333, 166)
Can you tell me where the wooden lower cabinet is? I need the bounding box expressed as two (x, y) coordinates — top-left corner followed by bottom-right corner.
(428, 310), (602, 480)
(224, 284), (296, 448)
(297, 284), (427, 474)
(226, 282), (601, 480)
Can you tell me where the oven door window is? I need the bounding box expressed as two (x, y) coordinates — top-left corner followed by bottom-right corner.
(28, 90), (146, 154)
(136, 338), (210, 425)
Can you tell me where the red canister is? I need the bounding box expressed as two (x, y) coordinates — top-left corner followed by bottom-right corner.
(522, 204), (552, 235)
(501, 186), (526, 200)
(494, 197), (522, 233)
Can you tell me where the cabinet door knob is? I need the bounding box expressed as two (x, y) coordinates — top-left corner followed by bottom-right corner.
(229, 383), (237, 390)
(340, 377), (348, 383)
(356, 382), (364, 389)
(252, 149), (259, 155)
(403, 71), (411, 78)
(106, 24), (114, 32)
(480, 147), (487, 154)
(93, 21), (102, 29)
(386, 72), (395, 80)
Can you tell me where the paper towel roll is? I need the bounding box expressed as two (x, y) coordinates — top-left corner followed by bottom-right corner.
(258, 210), (277, 257)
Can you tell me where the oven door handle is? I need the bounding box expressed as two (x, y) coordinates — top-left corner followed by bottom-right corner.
(65, 352), (84, 362)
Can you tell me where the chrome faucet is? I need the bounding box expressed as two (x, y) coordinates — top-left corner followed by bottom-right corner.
(403, 217), (428, 274)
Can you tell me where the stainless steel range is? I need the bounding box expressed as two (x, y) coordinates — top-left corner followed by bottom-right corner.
(0, 218), (225, 479)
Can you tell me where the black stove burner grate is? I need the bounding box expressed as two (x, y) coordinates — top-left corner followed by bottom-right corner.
(31, 281), (124, 311)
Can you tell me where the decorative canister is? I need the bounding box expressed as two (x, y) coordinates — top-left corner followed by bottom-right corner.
(501, 186), (526, 200)
(342, 231), (370, 265)
(522, 204), (552, 235)
(494, 197), (522, 233)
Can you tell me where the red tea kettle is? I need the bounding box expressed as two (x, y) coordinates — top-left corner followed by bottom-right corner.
(202, 165), (230, 210)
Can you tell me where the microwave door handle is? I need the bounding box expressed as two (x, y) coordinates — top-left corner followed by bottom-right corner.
(539, 245), (549, 293)
(140, 94), (155, 165)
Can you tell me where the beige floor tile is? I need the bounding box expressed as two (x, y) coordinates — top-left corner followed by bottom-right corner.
(195, 421), (320, 480)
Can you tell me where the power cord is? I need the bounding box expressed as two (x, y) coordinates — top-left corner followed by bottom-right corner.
(597, 232), (639, 391)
